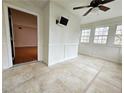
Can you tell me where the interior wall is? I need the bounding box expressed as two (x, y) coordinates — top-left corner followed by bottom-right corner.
(79, 17), (122, 64)
(11, 9), (37, 47)
(13, 25), (37, 47)
(2, 0), (44, 69)
(2, 10), (9, 69)
(48, 1), (80, 66)
(11, 8), (37, 28)
(42, 2), (50, 65)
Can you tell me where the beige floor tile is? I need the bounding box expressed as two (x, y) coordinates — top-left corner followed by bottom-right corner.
(71, 55), (105, 71)
(86, 78), (122, 93)
(58, 74), (86, 93)
(8, 78), (41, 93)
(97, 62), (122, 89)
(3, 55), (122, 93)
(3, 66), (34, 91)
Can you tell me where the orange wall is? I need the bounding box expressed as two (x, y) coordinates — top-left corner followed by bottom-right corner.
(11, 9), (37, 47)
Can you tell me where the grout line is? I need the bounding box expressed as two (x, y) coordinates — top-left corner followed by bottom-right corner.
(57, 79), (73, 93)
(83, 65), (104, 93)
(98, 76), (122, 89)
(6, 75), (35, 93)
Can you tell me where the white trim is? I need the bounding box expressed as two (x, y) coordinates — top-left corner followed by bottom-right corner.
(3, 3), (40, 68)
(37, 13), (40, 61)
(3, 3), (38, 16)
(48, 56), (78, 66)
(3, 4), (13, 68)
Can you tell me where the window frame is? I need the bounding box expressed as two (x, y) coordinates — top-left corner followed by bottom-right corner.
(80, 29), (91, 43)
(93, 26), (109, 44)
(114, 24), (122, 46)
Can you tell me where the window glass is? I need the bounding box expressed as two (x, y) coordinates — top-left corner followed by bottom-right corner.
(114, 25), (122, 45)
(94, 27), (109, 44)
(80, 29), (91, 43)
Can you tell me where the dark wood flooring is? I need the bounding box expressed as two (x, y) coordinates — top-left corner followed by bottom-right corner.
(14, 47), (37, 64)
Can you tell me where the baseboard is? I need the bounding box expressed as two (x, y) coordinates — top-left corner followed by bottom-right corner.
(48, 56), (78, 66)
(78, 53), (122, 64)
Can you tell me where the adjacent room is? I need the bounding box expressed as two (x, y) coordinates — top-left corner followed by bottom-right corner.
(2, 0), (122, 93)
(9, 8), (37, 64)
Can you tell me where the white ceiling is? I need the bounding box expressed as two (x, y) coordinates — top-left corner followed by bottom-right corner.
(9, 0), (121, 24)
(26, 0), (49, 9)
(53, 0), (122, 24)
(4, 0), (49, 10)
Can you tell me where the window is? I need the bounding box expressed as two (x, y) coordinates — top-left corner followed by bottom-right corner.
(94, 27), (109, 44)
(80, 29), (91, 43)
(114, 25), (122, 45)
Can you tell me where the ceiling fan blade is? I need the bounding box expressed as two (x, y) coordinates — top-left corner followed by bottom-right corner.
(83, 8), (93, 16)
(73, 5), (91, 10)
(99, 5), (110, 11)
(99, 0), (115, 4)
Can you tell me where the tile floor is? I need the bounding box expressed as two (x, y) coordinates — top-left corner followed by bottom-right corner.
(3, 55), (122, 93)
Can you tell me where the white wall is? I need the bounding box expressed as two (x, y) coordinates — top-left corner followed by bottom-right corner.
(79, 17), (122, 64)
(2, 0), (80, 69)
(2, 0), (44, 69)
(2, 10), (10, 69)
(42, 2), (50, 65)
(48, 1), (80, 66)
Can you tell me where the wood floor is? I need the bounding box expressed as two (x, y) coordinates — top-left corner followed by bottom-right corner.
(14, 47), (37, 64)
(3, 55), (122, 93)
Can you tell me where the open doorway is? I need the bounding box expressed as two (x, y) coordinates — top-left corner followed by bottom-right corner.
(8, 8), (38, 65)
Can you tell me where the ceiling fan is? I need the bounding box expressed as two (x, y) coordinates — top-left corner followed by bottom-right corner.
(73, 0), (115, 16)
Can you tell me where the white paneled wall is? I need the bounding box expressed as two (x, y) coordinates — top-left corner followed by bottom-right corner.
(64, 44), (78, 60)
(48, 43), (78, 66)
(79, 17), (122, 64)
(48, 1), (80, 66)
(49, 44), (65, 65)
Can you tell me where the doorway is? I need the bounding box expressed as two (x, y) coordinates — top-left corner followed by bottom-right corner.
(8, 8), (38, 64)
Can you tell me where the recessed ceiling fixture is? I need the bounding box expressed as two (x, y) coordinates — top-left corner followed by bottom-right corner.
(73, 0), (115, 16)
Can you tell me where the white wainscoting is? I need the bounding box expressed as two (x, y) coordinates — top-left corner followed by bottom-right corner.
(79, 44), (122, 64)
(48, 43), (78, 66)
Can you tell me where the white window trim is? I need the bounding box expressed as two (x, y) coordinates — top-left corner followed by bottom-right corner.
(93, 27), (109, 44)
(114, 25), (122, 46)
(80, 29), (91, 43)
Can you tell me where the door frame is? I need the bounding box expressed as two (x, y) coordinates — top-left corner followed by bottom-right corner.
(3, 3), (40, 68)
